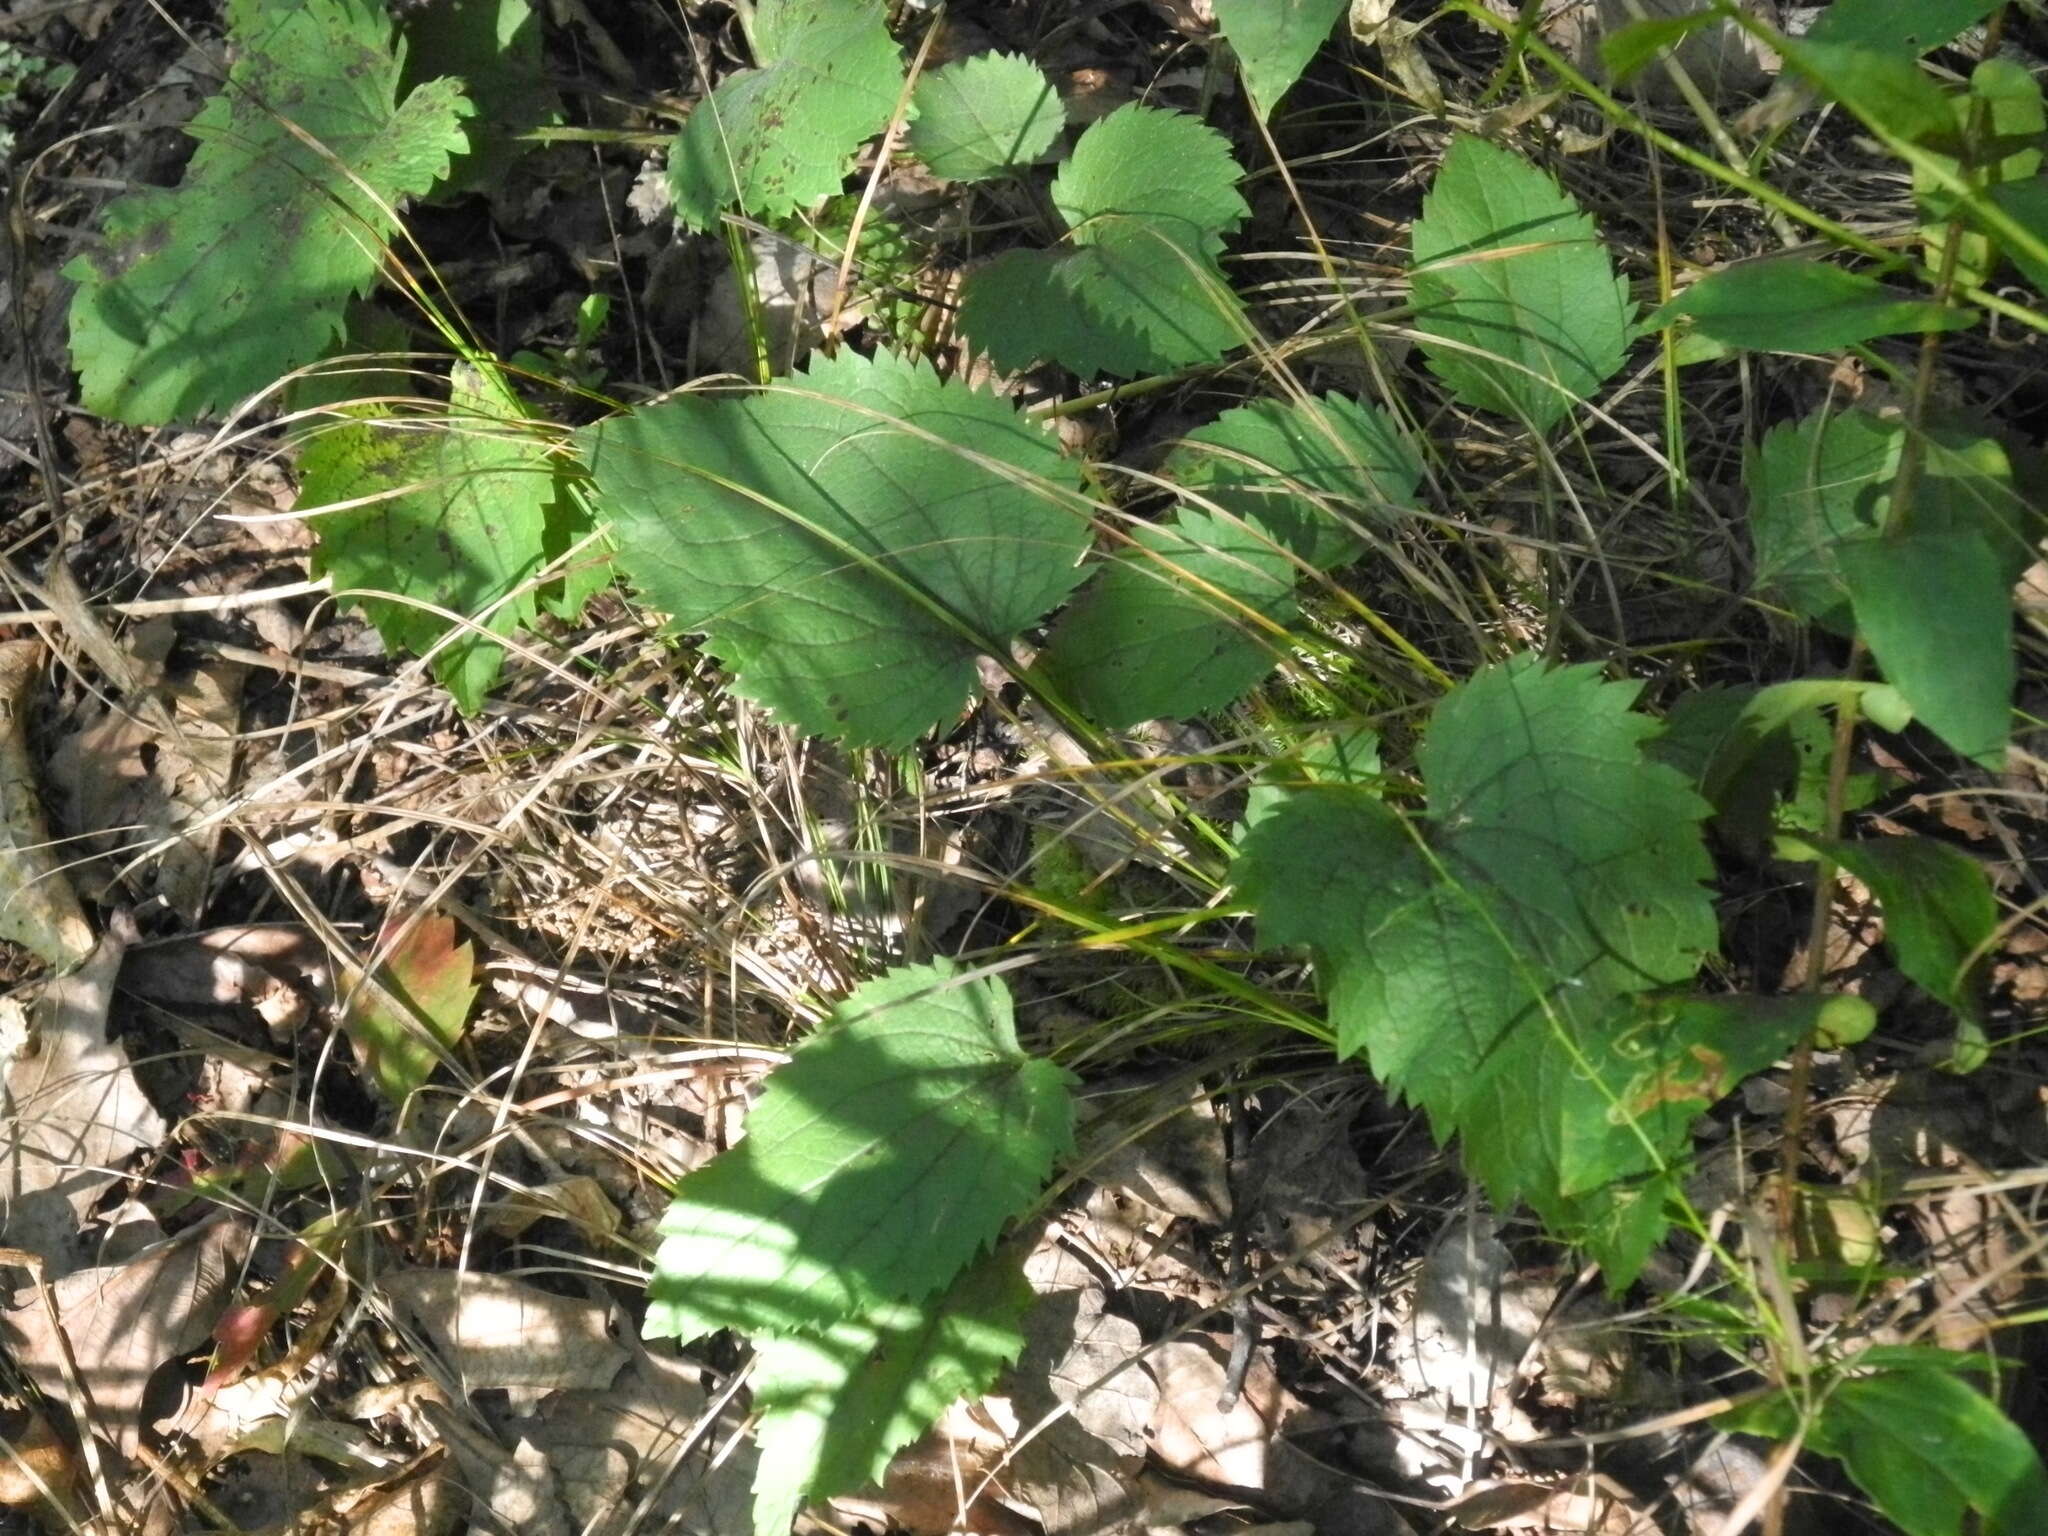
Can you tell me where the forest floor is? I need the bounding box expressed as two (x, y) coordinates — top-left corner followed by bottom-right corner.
(1, 2), (2047, 1535)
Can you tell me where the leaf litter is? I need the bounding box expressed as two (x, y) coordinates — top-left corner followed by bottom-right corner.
(7, 0), (2048, 1533)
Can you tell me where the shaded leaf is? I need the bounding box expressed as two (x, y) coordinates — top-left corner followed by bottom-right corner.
(1034, 505), (1298, 728)
(667, 9), (900, 231)
(958, 105), (1250, 378)
(1233, 657), (1716, 1272)
(1806, 834), (1998, 1027)
(644, 961), (1075, 1342)
(1655, 258), (1973, 352)
(1165, 392), (1422, 570)
(1784, 40), (1958, 148)
(303, 363), (576, 712)
(1805, 0), (2005, 59)
(65, 0), (469, 424)
(908, 52), (1062, 180)
(402, 0), (559, 193)
(584, 348), (1087, 748)
(1809, 1369), (2048, 1536)
(1745, 406), (2032, 633)
(1411, 135), (1632, 431)
(1212, 0), (1347, 120)
(1840, 532), (2012, 769)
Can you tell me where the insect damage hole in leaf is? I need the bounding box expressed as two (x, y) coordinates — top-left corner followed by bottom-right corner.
(583, 347), (1089, 748)
(643, 959), (1076, 1344)
(66, 0), (471, 424)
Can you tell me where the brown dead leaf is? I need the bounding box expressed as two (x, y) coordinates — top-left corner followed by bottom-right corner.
(0, 1216), (248, 1459)
(0, 640), (94, 971)
(1, 925), (165, 1263)
(493, 1344), (756, 1536)
(1146, 1335), (1292, 1492)
(380, 1269), (627, 1396)
(52, 659), (242, 923)
(1009, 1264), (1159, 1536)
(1443, 1474), (1656, 1534)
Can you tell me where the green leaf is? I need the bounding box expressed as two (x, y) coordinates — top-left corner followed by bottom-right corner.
(1985, 174), (2048, 292)
(1807, 1370), (2048, 1536)
(1034, 505), (1298, 728)
(1804, 834), (1997, 1026)
(667, 10), (901, 231)
(1233, 658), (1716, 1248)
(1165, 393), (1423, 570)
(1805, 0), (2004, 59)
(401, 0), (559, 194)
(1746, 406), (2032, 632)
(64, 0), (470, 424)
(1600, 10), (1717, 84)
(958, 105), (1250, 378)
(1654, 258), (1973, 352)
(752, 0), (885, 63)
(1053, 104), (1250, 257)
(1916, 59), (2045, 289)
(303, 363), (571, 712)
(908, 52), (1062, 181)
(341, 913), (479, 1107)
(1410, 134), (1633, 432)
(583, 347), (1088, 748)
(643, 960), (1076, 1343)
(959, 226), (1246, 377)
(1211, 0), (1346, 121)
(1784, 41), (1959, 148)
(1840, 532), (2012, 770)
(749, 1250), (1032, 1536)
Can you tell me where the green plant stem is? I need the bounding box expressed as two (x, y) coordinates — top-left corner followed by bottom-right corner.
(1777, 656), (1865, 1243)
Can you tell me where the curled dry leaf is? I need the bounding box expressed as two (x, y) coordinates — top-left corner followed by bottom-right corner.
(379, 1269), (628, 1395)
(0, 640), (93, 971)
(1, 925), (165, 1263)
(0, 1216), (249, 1459)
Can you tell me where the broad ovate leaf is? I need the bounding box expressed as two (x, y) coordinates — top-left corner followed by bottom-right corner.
(1034, 505), (1298, 728)
(1804, 0), (2005, 59)
(1916, 59), (2045, 289)
(303, 363), (571, 712)
(1234, 657), (1716, 1270)
(1806, 1369), (2048, 1536)
(1410, 134), (1632, 432)
(1212, 0), (1347, 121)
(667, 8), (901, 231)
(749, 1251), (1032, 1536)
(909, 52), (1062, 181)
(643, 961), (1075, 1343)
(1165, 392), (1422, 569)
(1655, 258), (1973, 353)
(583, 347), (1088, 747)
(959, 105), (1251, 377)
(1841, 532), (2012, 770)
(1053, 104), (1250, 257)
(65, 0), (470, 424)
(1745, 406), (2033, 632)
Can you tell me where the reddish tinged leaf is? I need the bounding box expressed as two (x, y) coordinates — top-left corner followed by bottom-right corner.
(341, 913), (479, 1107)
